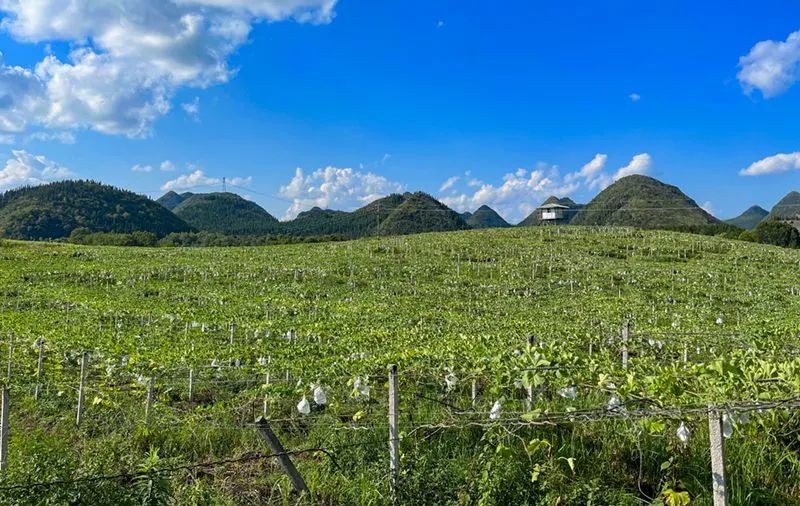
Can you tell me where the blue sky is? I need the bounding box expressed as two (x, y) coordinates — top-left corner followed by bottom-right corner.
(1, 0), (800, 222)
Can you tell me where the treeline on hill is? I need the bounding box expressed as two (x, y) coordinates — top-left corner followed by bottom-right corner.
(0, 180), (191, 239)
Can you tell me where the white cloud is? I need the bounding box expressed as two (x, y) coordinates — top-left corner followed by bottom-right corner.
(738, 30), (800, 98)
(279, 166), (405, 220)
(628, 93), (641, 102)
(0, 0), (338, 137)
(0, 149), (72, 191)
(131, 164), (153, 173)
(740, 152), (800, 176)
(565, 153), (607, 189)
(25, 130), (76, 144)
(701, 201), (715, 216)
(160, 169), (251, 191)
(613, 153), (652, 179)
(160, 160), (176, 171)
(181, 97), (200, 121)
(440, 153), (653, 222)
(0, 134), (14, 144)
(436, 20), (445, 28)
(439, 175), (459, 192)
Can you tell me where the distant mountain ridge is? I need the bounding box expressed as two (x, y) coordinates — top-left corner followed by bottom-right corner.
(570, 175), (719, 228)
(3, 175), (790, 242)
(725, 205), (768, 230)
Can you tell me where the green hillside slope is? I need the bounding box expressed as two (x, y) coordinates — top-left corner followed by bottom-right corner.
(571, 175), (719, 228)
(171, 192), (279, 235)
(157, 191), (194, 211)
(466, 205), (510, 228)
(0, 180), (192, 240)
(767, 191), (800, 224)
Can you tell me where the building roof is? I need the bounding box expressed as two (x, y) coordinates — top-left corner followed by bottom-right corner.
(538, 203), (569, 210)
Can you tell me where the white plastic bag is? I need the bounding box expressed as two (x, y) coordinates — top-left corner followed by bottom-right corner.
(444, 373), (458, 392)
(677, 422), (690, 445)
(722, 414), (733, 438)
(297, 396), (310, 415)
(354, 377), (370, 398)
(489, 400), (502, 420)
(313, 385), (327, 406)
(558, 386), (577, 400)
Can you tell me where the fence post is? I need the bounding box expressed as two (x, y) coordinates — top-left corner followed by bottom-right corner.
(263, 372), (270, 416)
(34, 337), (44, 400)
(621, 321), (630, 370)
(388, 364), (399, 501)
(0, 387), (8, 472)
(145, 377), (155, 422)
(526, 337), (535, 410)
(683, 342), (689, 365)
(471, 378), (478, 408)
(255, 417), (309, 494)
(76, 351), (88, 428)
(708, 408), (728, 506)
(5, 344), (11, 382)
(188, 369), (193, 402)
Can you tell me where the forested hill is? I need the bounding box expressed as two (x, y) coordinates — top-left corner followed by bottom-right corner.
(570, 175), (719, 228)
(156, 191), (194, 211)
(171, 192), (280, 235)
(725, 205), (768, 230)
(767, 191), (800, 223)
(280, 192), (469, 238)
(0, 180), (193, 240)
(466, 205), (511, 228)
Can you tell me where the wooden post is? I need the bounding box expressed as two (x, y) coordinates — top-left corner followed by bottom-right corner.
(34, 338), (44, 400)
(621, 321), (630, 370)
(526, 337), (535, 410)
(471, 378), (478, 408)
(255, 417), (309, 494)
(708, 409), (729, 506)
(0, 387), (8, 472)
(263, 372), (270, 416)
(388, 364), (400, 500)
(145, 377), (155, 422)
(188, 369), (194, 402)
(76, 351), (87, 428)
(5, 344), (11, 382)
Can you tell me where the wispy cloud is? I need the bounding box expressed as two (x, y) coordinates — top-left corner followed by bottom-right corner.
(181, 97), (200, 121)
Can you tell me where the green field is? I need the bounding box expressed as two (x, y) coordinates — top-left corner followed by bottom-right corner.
(1, 227), (799, 505)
